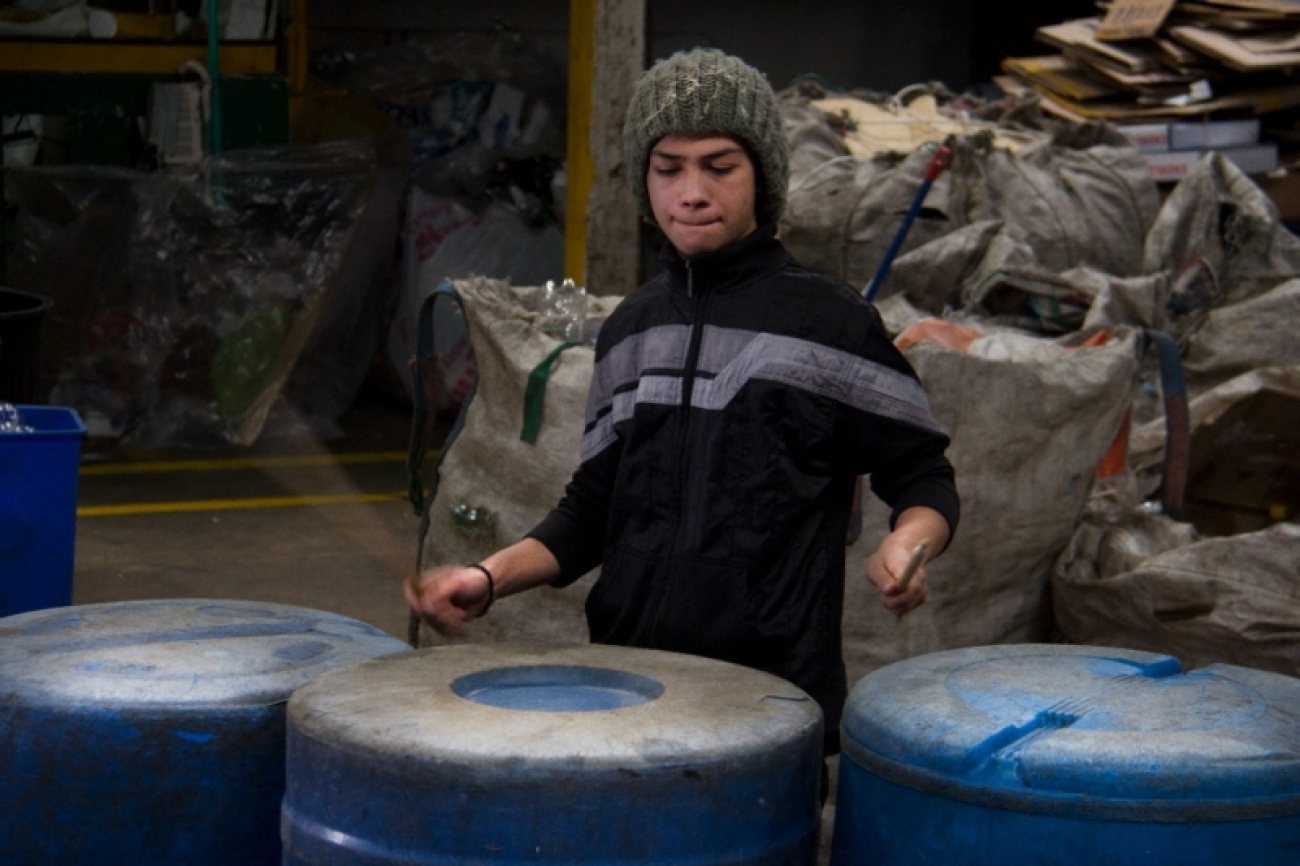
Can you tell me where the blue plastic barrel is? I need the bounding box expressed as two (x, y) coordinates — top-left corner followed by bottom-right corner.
(0, 404), (85, 617)
(0, 599), (409, 865)
(283, 643), (825, 865)
(830, 645), (1300, 866)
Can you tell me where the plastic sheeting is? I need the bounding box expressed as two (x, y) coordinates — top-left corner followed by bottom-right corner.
(5, 135), (405, 447)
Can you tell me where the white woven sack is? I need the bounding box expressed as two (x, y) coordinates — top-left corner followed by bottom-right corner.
(842, 329), (1139, 683)
(416, 276), (620, 647)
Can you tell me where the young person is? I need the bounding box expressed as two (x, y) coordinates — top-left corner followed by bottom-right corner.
(406, 48), (959, 754)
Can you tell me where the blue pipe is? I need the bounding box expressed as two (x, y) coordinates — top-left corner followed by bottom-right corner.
(864, 144), (952, 302)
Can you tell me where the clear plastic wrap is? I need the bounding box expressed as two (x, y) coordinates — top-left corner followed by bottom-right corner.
(0, 404), (35, 433)
(320, 33), (567, 166)
(316, 32), (566, 223)
(537, 278), (588, 344)
(5, 134), (405, 448)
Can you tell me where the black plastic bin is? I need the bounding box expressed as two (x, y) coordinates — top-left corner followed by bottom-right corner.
(0, 288), (53, 404)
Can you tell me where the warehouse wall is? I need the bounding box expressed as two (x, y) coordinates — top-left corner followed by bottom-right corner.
(309, 0), (570, 55)
(307, 0), (1086, 94)
(649, 0), (970, 94)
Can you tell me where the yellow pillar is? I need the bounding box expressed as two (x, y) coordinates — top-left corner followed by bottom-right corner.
(565, 0), (597, 285)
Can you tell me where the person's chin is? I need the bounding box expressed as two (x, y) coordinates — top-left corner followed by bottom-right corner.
(671, 226), (723, 256)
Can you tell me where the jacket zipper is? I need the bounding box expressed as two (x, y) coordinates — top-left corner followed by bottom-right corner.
(677, 261), (705, 502)
(651, 259), (707, 643)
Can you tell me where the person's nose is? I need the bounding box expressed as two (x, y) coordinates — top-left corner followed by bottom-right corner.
(678, 167), (710, 208)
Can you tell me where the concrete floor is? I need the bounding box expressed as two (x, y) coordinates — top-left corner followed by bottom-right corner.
(72, 388), (420, 643)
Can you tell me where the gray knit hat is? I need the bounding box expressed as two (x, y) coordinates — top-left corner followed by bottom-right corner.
(623, 48), (789, 226)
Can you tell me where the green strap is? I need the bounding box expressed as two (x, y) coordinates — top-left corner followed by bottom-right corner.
(521, 341), (580, 444)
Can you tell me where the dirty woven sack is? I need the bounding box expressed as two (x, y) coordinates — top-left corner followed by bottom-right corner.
(1053, 514), (1300, 678)
(1129, 365), (1300, 536)
(842, 326), (1139, 680)
(779, 101), (1158, 296)
(1144, 154), (1300, 310)
(414, 277), (620, 648)
(1179, 279), (1300, 396)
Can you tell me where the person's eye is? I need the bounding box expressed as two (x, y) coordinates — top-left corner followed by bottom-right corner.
(652, 165), (679, 177)
(708, 163), (737, 176)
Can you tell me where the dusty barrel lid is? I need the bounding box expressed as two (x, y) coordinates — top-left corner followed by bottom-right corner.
(290, 642), (821, 766)
(0, 599), (410, 706)
(841, 645), (1300, 821)
(283, 643), (824, 864)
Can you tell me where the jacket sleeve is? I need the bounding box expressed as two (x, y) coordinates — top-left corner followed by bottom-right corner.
(524, 320), (625, 587)
(525, 441), (618, 587)
(839, 308), (960, 545)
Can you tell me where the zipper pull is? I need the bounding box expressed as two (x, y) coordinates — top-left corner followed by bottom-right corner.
(686, 260), (694, 299)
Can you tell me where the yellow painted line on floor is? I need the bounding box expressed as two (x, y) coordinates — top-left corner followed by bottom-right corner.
(80, 451), (415, 476)
(78, 492), (407, 517)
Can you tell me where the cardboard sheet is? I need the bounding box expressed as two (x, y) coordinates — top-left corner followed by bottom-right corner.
(1027, 76), (1300, 119)
(1037, 18), (1165, 71)
(809, 95), (1028, 157)
(1096, 0), (1178, 41)
(1002, 55), (1117, 102)
(1170, 24), (1300, 70)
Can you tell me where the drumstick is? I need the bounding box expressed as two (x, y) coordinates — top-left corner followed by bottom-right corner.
(895, 541), (929, 593)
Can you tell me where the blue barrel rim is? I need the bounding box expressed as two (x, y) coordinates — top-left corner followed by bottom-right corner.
(288, 643), (823, 768)
(450, 663), (666, 712)
(840, 734), (1300, 823)
(839, 644), (1300, 821)
(0, 598), (409, 708)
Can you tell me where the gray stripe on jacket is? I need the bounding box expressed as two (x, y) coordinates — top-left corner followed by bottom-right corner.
(581, 325), (941, 461)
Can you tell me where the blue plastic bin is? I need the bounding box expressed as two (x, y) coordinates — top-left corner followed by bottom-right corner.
(0, 405), (86, 616)
(831, 645), (1300, 866)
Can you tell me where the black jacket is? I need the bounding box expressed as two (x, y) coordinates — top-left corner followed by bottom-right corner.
(529, 225), (959, 741)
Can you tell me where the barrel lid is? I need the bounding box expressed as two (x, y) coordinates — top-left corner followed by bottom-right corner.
(289, 643), (822, 769)
(842, 645), (1300, 806)
(0, 600), (409, 707)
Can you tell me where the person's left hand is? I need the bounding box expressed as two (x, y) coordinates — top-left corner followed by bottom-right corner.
(865, 532), (929, 617)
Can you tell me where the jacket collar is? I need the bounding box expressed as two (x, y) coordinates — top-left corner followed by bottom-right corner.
(658, 224), (790, 295)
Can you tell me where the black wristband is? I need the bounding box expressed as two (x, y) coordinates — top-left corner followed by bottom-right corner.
(467, 563), (494, 617)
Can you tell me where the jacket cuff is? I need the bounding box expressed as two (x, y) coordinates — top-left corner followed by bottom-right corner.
(888, 477), (960, 551)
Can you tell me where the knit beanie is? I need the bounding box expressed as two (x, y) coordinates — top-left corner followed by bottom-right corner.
(623, 48), (789, 226)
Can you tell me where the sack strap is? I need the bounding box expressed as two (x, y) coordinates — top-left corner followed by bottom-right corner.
(1144, 329), (1189, 520)
(407, 282), (478, 519)
(521, 341), (581, 444)
(406, 282), (479, 647)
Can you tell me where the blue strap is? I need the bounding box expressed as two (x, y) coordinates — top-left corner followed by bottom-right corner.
(407, 282), (479, 519)
(1144, 329), (1189, 519)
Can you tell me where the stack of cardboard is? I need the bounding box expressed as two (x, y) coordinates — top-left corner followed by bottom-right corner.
(1000, 1), (1300, 178)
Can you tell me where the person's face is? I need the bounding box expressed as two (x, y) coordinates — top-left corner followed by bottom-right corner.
(646, 133), (759, 258)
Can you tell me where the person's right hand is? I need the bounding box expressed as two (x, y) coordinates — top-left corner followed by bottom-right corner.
(404, 565), (493, 638)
